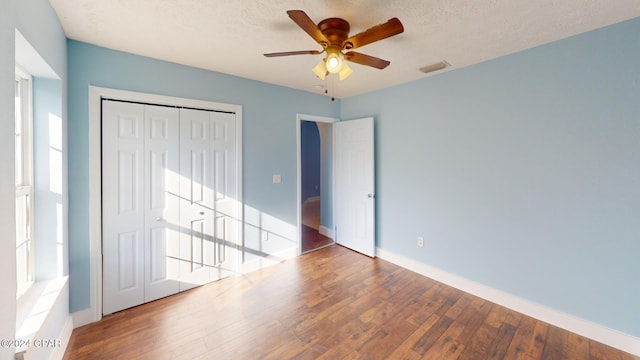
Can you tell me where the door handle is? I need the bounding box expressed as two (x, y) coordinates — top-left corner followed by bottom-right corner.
(199, 211), (205, 215)
(155, 217), (163, 222)
(368, 194), (375, 199)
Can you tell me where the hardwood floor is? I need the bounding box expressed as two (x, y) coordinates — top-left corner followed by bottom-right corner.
(64, 245), (638, 359)
(301, 196), (332, 253)
(301, 224), (333, 253)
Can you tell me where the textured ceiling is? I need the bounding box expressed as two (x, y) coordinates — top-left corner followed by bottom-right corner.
(49, 0), (640, 98)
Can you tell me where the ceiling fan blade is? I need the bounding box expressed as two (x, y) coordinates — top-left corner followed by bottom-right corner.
(287, 10), (329, 46)
(342, 18), (404, 50)
(344, 51), (391, 69)
(264, 50), (323, 57)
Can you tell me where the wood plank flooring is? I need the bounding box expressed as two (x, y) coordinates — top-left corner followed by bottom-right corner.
(64, 245), (638, 360)
(301, 224), (333, 253)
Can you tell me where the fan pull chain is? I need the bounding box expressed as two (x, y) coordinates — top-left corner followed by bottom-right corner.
(331, 75), (335, 101)
(321, 74), (335, 101)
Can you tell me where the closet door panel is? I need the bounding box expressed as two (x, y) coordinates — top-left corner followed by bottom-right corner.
(210, 112), (238, 279)
(179, 108), (214, 289)
(144, 105), (180, 302)
(102, 100), (145, 314)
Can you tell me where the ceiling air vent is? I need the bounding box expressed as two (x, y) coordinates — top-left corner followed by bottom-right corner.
(420, 61), (450, 74)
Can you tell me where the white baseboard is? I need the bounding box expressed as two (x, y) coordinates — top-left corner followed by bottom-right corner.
(304, 196), (320, 204)
(318, 225), (334, 239)
(71, 307), (100, 329)
(49, 315), (73, 360)
(376, 247), (640, 357)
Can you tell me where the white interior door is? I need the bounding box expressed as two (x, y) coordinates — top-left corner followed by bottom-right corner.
(334, 117), (375, 257)
(102, 101), (146, 314)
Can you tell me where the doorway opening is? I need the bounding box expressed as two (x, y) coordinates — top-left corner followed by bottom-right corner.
(297, 114), (337, 253)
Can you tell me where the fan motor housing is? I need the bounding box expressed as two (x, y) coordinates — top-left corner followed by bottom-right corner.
(318, 17), (350, 47)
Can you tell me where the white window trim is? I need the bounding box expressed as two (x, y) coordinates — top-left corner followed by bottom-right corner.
(15, 66), (34, 299)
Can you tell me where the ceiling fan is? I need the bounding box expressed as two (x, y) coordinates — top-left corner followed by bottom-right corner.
(264, 10), (404, 81)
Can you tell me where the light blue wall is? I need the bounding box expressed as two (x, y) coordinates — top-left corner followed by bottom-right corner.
(341, 17), (640, 336)
(67, 40), (339, 311)
(12, 1), (636, 342)
(14, 1), (67, 77)
(0, 3), (17, 356)
(0, 0), (67, 357)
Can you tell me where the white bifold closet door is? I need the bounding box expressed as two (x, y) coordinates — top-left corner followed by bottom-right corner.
(178, 108), (238, 291)
(102, 100), (238, 315)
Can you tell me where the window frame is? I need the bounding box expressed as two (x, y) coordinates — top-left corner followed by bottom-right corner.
(15, 66), (34, 298)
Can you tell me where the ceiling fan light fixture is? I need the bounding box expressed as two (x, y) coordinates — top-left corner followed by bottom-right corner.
(312, 59), (328, 80)
(325, 50), (343, 74)
(267, 11), (405, 84)
(338, 62), (352, 80)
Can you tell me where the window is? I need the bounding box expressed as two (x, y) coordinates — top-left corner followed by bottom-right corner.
(15, 68), (34, 298)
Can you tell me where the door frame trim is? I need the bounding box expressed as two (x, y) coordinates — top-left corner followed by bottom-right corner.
(86, 86), (243, 324)
(296, 113), (339, 254)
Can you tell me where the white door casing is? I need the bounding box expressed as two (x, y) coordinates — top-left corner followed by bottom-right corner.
(102, 100), (239, 314)
(295, 114), (339, 254)
(334, 117), (376, 257)
(85, 86), (242, 325)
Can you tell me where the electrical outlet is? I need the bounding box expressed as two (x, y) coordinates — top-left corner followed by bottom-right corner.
(417, 236), (424, 248)
(261, 231), (269, 241)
